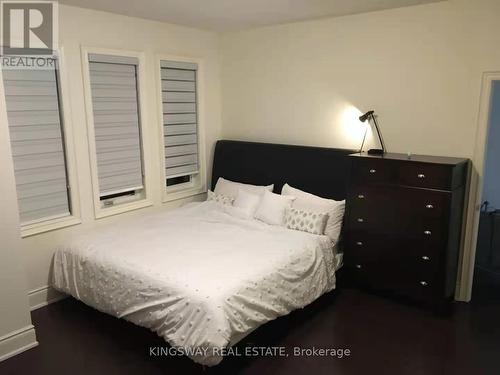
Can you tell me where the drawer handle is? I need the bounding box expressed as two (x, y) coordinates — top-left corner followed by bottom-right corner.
(356, 241), (363, 246)
(424, 230), (432, 236)
(417, 173), (426, 179)
(357, 218), (364, 223)
(419, 281), (428, 286)
(425, 204), (434, 209)
(355, 264), (362, 269)
(358, 194), (365, 199)
(421, 255), (430, 261)
(369, 169), (376, 174)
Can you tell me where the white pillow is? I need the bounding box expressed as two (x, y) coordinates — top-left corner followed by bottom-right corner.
(207, 190), (234, 206)
(255, 190), (295, 226)
(281, 183), (345, 242)
(284, 208), (329, 235)
(232, 189), (262, 219)
(214, 177), (273, 200)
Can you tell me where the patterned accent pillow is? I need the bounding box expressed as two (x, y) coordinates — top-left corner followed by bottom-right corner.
(284, 207), (329, 235)
(207, 190), (234, 206)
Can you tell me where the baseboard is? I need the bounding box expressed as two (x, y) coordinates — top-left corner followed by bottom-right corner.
(28, 285), (67, 311)
(0, 325), (38, 362)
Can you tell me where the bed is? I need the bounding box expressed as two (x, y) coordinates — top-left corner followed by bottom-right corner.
(52, 140), (355, 366)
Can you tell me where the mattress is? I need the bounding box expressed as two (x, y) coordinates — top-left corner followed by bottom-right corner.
(52, 201), (338, 366)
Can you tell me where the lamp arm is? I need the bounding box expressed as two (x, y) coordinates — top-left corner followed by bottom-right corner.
(359, 124), (368, 153)
(370, 114), (386, 153)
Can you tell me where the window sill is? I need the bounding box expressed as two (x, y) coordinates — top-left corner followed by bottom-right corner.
(163, 185), (206, 203)
(94, 198), (153, 219)
(21, 215), (82, 238)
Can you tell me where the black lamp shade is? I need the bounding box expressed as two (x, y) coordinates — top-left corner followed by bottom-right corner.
(359, 110), (374, 123)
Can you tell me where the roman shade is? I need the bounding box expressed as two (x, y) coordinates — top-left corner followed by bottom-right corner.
(88, 54), (144, 197)
(161, 60), (199, 181)
(3, 59), (70, 224)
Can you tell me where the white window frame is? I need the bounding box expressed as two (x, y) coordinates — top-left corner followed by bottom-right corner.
(81, 47), (152, 219)
(0, 47), (82, 237)
(155, 54), (207, 203)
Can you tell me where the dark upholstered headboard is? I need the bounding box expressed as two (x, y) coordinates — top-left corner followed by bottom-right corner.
(211, 140), (356, 201)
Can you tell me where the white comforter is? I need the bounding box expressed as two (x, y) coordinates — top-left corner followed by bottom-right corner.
(52, 201), (337, 366)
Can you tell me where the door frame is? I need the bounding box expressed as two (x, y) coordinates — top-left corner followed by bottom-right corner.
(457, 72), (500, 301)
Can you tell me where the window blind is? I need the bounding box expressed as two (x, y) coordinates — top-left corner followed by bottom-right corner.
(161, 60), (199, 181)
(2, 60), (70, 224)
(88, 54), (144, 198)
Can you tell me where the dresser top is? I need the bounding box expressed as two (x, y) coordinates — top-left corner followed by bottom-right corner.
(349, 152), (468, 166)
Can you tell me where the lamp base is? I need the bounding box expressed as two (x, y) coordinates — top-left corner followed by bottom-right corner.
(367, 148), (385, 155)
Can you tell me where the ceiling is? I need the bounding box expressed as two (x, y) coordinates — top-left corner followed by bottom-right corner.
(58, 0), (444, 32)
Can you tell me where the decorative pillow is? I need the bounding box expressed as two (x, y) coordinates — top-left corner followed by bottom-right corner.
(207, 190), (234, 206)
(254, 190), (295, 226)
(214, 177), (273, 200)
(232, 189), (262, 219)
(284, 208), (329, 235)
(281, 183), (345, 243)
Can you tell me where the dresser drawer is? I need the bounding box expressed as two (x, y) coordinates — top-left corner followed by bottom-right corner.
(347, 186), (399, 233)
(410, 252), (440, 276)
(352, 159), (395, 185)
(404, 263), (442, 302)
(406, 236), (446, 269)
(399, 216), (447, 247)
(347, 261), (376, 286)
(349, 186), (449, 219)
(348, 210), (396, 233)
(398, 188), (450, 219)
(348, 185), (398, 208)
(346, 234), (397, 262)
(349, 258), (439, 301)
(347, 261), (396, 290)
(404, 277), (439, 302)
(398, 163), (452, 190)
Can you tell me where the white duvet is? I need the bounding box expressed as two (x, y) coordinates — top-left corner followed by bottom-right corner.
(52, 201), (338, 366)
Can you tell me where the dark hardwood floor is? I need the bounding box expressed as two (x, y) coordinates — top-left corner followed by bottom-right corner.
(1, 286), (499, 375)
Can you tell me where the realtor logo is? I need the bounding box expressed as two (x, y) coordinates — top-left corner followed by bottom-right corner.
(1, 1), (58, 55)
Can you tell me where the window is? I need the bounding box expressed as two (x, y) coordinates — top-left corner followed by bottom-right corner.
(160, 60), (203, 196)
(86, 53), (148, 212)
(2, 56), (74, 228)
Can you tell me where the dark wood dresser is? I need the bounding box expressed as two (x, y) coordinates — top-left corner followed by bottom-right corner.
(344, 153), (469, 312)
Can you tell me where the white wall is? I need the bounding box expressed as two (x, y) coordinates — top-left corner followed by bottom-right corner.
(482, 81), (500, 210)
(220, 0), (500, 299)
(220, 0), (500, 157)
(0, 79), (37, 359)
(14, 5), (222, 304)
